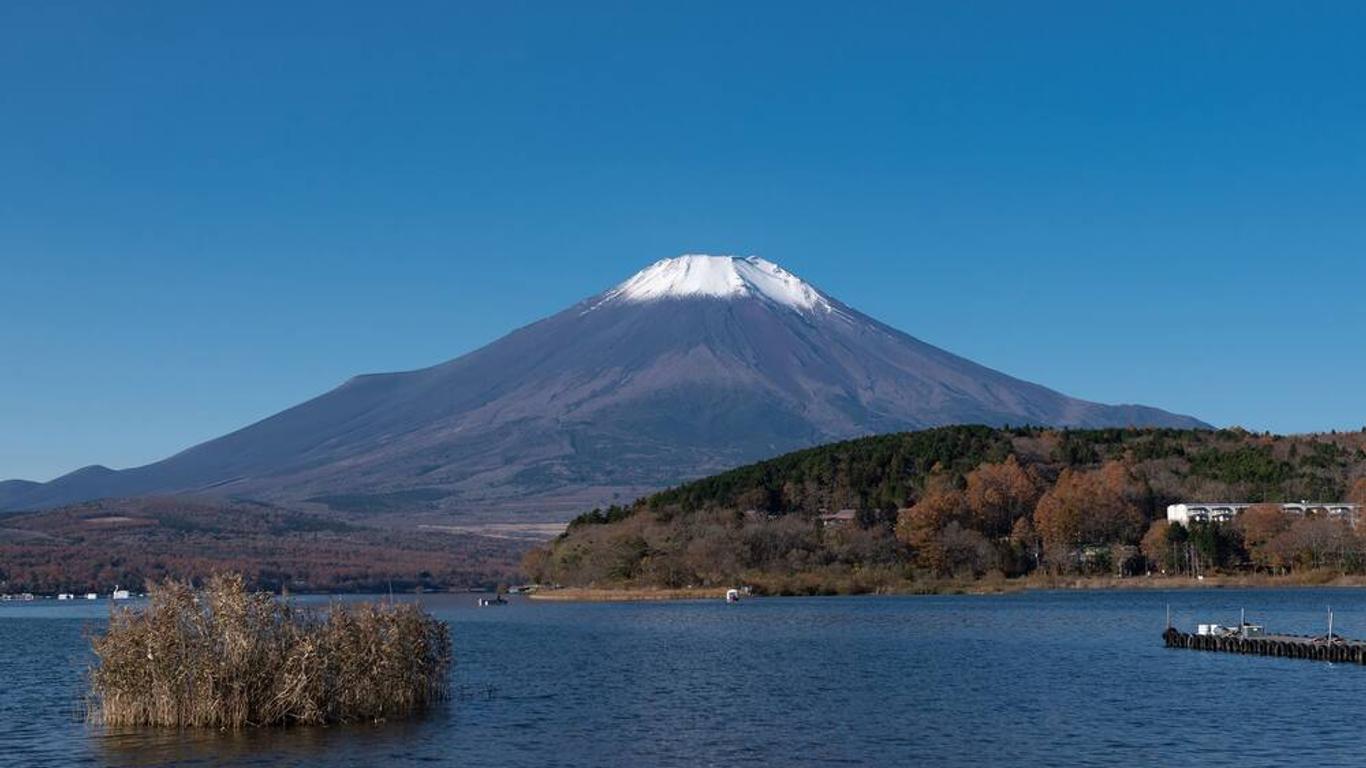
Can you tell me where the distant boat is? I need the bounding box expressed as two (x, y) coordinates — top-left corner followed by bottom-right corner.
(477, 595), (508, 607)
(84, 593), (98, 600)
(725, 588), (740, 603)
(57, 593), (73, 601)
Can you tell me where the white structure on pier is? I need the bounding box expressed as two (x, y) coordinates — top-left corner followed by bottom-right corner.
(1167, 502), (1361, 527)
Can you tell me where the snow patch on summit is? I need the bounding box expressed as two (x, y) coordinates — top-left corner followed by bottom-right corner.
(600, 255), (833, 313)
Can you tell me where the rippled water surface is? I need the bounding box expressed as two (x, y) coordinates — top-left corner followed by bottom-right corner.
(3, 589), (1365, 767)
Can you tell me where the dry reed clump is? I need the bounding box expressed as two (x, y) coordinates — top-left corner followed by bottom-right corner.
(87, 574), (452, 728)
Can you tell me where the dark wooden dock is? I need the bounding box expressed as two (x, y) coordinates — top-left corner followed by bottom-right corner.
(1163, 627), (1366, 663)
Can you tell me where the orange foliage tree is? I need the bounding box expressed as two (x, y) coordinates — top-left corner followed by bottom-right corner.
(1033, 462), (1145, 572)
(1236, 503), (1291, 571)
(895, 489), (967, 575)
(1140, 520), (1171, 574)
(964, 456), (1042, 539)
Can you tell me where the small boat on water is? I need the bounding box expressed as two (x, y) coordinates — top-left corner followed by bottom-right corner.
(725, 588), (740, 603)
(477, 595), (509, 607)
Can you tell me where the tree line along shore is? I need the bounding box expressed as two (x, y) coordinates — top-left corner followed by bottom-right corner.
(524, 426), (1366, 595)
(0, 497), (523, 595)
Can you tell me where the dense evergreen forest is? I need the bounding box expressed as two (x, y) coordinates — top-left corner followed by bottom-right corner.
(525, 426), (1366, 593)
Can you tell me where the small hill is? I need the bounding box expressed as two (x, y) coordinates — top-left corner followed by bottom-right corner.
(526, 426), (1366, 593)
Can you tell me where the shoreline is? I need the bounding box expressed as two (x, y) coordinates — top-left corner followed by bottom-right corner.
(528, 587), (732, 602)
(527, 573), (1366, 602)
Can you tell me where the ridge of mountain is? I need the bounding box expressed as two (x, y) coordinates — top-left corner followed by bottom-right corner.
(1, 255), (1208, 517)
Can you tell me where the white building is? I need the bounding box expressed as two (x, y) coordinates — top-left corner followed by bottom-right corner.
(1167, 502), (1361, 527)
(1166, 503), (1251, 525)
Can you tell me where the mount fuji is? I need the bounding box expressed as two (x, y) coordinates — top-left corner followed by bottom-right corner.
(1, 255), (1206, 518)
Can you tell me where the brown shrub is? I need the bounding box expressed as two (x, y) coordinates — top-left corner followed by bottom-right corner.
(87, 574), (451, 728)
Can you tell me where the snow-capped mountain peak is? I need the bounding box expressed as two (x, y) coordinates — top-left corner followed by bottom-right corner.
(600, 254), (832, 313)
(1, 251), (1208, 516)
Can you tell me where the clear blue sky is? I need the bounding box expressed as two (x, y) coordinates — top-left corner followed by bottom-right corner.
(4, 2), (1364, 481)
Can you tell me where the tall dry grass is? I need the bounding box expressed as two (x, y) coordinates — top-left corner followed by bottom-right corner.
(87, 574), (451, 728)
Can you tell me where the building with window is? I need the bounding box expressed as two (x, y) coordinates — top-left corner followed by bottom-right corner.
(1167, 502), (1360, 527)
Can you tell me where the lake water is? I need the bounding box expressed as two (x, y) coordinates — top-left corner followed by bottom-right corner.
(2, 589), (1364, 767)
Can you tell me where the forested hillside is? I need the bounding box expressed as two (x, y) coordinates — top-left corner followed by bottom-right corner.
(525, 427), (1366, 593)
(0, 497), (524, 594)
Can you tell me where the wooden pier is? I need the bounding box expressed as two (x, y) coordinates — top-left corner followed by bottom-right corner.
(1163, 626), (1366, 664)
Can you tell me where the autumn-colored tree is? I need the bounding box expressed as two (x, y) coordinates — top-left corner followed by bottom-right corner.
(939, 522), (995, 578)
(1086, 462), (1147, 545)
(1140, 520), (1171, 574)
(1267, 516), (1357, 571)
(1009, 515), (1042, 570)
(895, 489), (967, 575)
(1033, 469), (1087, 571)
(1349, 477), (1366, 507)
(520, 547), (551, 583)
(1236, 503), (1291, 571)
(965, 456), (1042, 539)
(1034, 462), (1144, 573)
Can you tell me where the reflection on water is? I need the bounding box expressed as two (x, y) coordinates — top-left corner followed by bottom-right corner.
(96, 711), (442, 767)
(6, 590), (1366, 767)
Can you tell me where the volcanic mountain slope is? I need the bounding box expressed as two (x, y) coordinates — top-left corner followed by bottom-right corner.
(1, 255), (1207, 518)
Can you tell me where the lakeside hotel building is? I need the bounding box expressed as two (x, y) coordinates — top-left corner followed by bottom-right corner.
(1167, 502), (1361, 527)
